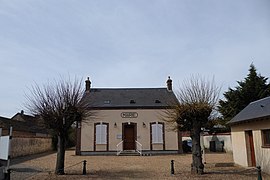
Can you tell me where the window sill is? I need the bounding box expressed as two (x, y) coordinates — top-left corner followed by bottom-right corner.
(152, 142), (164, 144)
(261, 145), (270, 148)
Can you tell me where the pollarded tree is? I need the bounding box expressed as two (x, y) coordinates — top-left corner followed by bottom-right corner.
(25, 77), (90, 175)
(164, 76), (220, 174)
(219, 64), (270, 122)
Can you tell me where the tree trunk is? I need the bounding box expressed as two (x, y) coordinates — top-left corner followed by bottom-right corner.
(191, 121), (204, 174)
(55, 133), (66, 175)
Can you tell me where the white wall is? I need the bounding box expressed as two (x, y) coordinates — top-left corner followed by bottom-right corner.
(252, 130), (270, 174)
(182, 134), (232, 153)
(81, 109), (179, 152)
(231, 119), (270, 175)
(231, 131), (249, 167)
(203, 134), (232, 153)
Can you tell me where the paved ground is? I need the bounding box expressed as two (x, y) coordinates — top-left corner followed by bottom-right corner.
(8, 150), (270, 180)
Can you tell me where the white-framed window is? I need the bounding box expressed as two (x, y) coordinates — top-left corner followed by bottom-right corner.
(151, 122), (164, 144)
(95, 123), (107, 144)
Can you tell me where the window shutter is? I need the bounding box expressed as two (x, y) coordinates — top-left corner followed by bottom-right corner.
(101, 124), (107, 144)
(151, 124), (156, 143)
(96, 124), (107, 144)
(151, 123), (163, 144)
(96, 125), (101, 144)
(157, 124), (163, 143)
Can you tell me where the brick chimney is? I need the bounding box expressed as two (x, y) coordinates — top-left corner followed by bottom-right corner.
(166, 76), (172, 91)
(85, 77), (91, 92)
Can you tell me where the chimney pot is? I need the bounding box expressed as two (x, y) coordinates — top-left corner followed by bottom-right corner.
(85, 77), (91, 92)
(166, 76), (172, 91)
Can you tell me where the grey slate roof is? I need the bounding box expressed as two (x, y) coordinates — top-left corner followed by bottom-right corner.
(83, 88), (178, 109)
(228, 96), (270, 125)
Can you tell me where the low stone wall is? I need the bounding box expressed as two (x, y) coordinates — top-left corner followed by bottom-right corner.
(10, 137), (52, 158)
(203, 134), (232, 153)
(182, 133), (232, 153)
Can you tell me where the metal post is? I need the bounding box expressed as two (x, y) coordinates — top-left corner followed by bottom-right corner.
(4, 169), (10, 180)
(83, 160), (87, 175)
(171, 160), (174, 175)
(257, 166), (262, 180)
(4, 127), (13, 178)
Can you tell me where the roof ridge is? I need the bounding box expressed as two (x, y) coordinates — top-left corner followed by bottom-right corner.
(250, 96), (270, 104)
(90, 87), (167, 90)
(0, 116), (11, 120)
(228, 96), (270, 125)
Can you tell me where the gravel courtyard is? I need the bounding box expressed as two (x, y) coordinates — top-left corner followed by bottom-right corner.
(9, 150), (270, 180)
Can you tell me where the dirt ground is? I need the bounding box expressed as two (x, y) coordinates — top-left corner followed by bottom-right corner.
(9, 150), (270, 180)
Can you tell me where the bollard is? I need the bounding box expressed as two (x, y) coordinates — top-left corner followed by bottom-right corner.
(257, 166), (262, 180)
(83, 160), (87, 175)
(4, 169), (11, 180)
(171, 160), (175, 175)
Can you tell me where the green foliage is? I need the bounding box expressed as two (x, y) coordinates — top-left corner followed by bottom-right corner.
(66, 126), (76, 148)
(51, 127), (76, 150)
(204, 118), (230, 134)
(219, 64), (270, 121)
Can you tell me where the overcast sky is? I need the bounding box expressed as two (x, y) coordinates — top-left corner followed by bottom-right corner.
(0, 0), (270, 117)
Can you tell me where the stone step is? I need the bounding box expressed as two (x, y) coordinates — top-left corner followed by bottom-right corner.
(119, 150), (141, 156)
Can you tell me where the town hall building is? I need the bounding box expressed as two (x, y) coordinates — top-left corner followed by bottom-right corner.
(76, 77), (182, 155)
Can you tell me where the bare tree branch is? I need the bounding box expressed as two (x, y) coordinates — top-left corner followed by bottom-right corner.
(24, 76), (93, 175)
(163, 75), (220, 175)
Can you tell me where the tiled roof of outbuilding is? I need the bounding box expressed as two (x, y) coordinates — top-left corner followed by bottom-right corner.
(0, 114), (47, 134)
(228, 96), (270, 125)
(0, 116), (12, 129)
(83, 88), (178, 109)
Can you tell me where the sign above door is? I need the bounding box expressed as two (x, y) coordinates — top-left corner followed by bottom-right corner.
(121, 112), (138, 118)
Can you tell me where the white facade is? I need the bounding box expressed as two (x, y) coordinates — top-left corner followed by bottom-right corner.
(231, 119), (270, 174)
(79, 109), (181, 155)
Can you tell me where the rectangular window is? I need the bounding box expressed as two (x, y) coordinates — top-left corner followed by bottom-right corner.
(262, 129), (270, 147)
(151, 123), (163, 144)
(96, 124), (107, 144)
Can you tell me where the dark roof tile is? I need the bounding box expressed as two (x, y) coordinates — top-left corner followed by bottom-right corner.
(83, 88), (178, 108)
(228, 96), (270, 125)
(0, 114), (48, 134)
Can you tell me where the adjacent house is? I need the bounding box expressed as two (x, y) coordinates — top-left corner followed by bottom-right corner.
(11, 111), (49, 137)
(0, 112), (52, 158)
(76, 77), (182, 155)
(0, 112), (48, 137)
(228, 96), (270, 174)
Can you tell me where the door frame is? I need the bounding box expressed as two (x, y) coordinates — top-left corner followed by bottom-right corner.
(245, 130), (256, 167)
(122, 122), (137, 150)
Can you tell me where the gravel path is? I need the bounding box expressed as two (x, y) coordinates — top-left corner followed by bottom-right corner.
(9, 151), (55, 180)
(9, 150), (270, 180)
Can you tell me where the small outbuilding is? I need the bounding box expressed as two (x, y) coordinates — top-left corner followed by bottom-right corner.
(228, 96), (270, 174)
